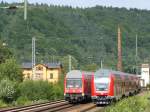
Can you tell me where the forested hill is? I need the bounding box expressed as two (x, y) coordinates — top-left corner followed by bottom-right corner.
(0, 2), (150, 72)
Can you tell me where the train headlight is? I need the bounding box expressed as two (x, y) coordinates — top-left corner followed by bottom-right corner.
(64, 93), (66, 96)
(82, 93), (84, 96)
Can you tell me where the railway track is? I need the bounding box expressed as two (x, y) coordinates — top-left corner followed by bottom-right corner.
(0, 91), (147, 112)
(0, 100), (74, 112)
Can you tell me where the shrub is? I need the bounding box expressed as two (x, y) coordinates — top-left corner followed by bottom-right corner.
(52, 84), (63, 100)
(0, 100), (7, 108)
(0, 79), (16, 103)
(50, 73), (64, 100)
(104, 93), (150, 112)
(18, 80), (54, 101)
(15, 96), (31, 106)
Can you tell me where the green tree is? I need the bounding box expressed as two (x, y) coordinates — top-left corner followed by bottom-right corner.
(0, 59), (23, 82)
(0, 41), (13, 64)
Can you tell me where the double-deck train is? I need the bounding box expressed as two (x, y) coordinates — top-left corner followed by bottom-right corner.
(64, 69), (141, 104)
(91, 69), (141, 104)
(64, 70), (93, 103)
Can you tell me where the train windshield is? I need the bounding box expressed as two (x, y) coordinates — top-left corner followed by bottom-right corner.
(94, 77), (109, 91)
(66, 79), (82, 88)
(95, 83), (108, 91)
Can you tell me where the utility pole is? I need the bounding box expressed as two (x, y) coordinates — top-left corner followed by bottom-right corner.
(0, 0), (27, 20)
(24, 0), (27, 21)
(32, 37), (36, 79)
(69, 55), (71, 72)
(101, 60), (103, 69)
(136, 34), (138, 75)
(117, 25), (123, 71)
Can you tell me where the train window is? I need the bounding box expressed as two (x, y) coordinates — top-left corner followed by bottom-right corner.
(66, 79), (82, 88)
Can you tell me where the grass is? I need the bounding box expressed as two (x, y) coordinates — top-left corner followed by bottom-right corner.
(0, 100), (7, 108)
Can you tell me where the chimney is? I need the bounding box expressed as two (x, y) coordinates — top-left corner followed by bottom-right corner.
(117, 25), (123, 71)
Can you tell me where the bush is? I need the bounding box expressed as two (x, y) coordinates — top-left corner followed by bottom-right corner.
(104, 93), (150, 112)
(52, 84), (63, 100)
(52, 74), (64, 100)
(18, 80), (54, 101)
(15, 96), (31, 106)
(0, 100), (7, 108)
(0, 79), (16, 103)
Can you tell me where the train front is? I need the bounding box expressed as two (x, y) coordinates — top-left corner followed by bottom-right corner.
(92, 69), (113, 104)
(64, 70), (84, 103)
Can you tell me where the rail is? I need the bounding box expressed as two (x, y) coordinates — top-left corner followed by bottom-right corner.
(0, 100), (74, 112)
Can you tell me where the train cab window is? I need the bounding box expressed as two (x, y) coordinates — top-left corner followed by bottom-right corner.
(66, 79), (82, 88)
(94, 77), (109, 91)
(95, 83), (108, 91)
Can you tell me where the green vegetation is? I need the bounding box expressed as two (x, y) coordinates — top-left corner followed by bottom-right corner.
(0, 40), (64, 107)
(1, 1), (150, 107)
(0, 41), (13, 64)
(18, 80), (53, 101)
(0, 59), (23, 82)
(1, 2), (150, 72)
(102, 92), (150, 112)
(0, 79), (16, 103)
(0, 79), (64, 107)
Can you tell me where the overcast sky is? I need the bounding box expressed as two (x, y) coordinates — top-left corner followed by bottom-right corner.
(0, 0), (150, 10)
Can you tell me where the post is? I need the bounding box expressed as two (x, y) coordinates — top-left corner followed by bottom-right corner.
(136, 34), (138, 75)
(101, 60), (103, 69)
(69, 55), (71, 72)
(24, 0), (27, 20)
(32, 37), (36, 79)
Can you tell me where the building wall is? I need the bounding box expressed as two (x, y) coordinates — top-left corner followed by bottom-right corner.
(46, 68), (60, 83)
(22, 64), (61, 83)
(34, 64), (47, 80)
(23, 69), (32, 80)
(141, 64), (150, 87)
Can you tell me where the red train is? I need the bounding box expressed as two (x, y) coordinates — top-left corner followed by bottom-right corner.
(91, 69), (141, 104)
(64, 70), (93, 103)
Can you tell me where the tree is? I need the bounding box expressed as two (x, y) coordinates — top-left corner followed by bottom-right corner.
(0, 41), (13, 64)
(0, 59), (23, 82)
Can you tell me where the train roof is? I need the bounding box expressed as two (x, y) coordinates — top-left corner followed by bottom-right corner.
(95, 69), (138, 78)
(66, 70), (92, 78)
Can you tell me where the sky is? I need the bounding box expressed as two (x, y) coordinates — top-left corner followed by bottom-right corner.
(0, 0), (150, 10)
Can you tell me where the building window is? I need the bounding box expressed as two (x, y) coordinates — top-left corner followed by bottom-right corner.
(50, 73), (53, 79)
(36, 66), (43, 71)
(36, 73), (42, 79)
(27, 73), (30, 79)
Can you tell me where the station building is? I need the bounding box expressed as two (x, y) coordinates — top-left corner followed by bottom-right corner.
(22, 62), (63, 83)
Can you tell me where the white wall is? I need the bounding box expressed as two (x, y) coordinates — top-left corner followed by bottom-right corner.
(141, 67), (150, 87)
